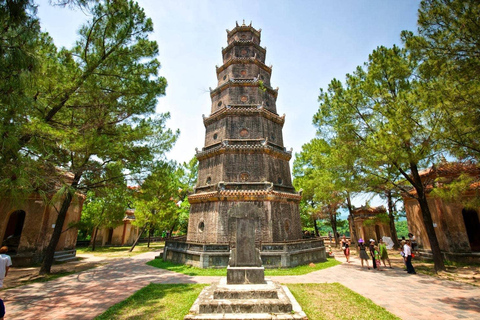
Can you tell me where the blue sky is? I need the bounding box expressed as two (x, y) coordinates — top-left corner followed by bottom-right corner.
(36, 0), (421, 208)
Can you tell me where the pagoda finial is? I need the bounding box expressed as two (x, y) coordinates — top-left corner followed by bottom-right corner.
(242, 19), (246, 26)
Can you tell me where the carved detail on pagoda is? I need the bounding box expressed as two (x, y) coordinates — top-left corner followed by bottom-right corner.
(209, 80), (278, 98)
(203, 106), (285, 126)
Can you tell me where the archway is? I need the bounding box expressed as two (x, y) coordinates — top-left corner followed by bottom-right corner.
(462, 208), (480, 252)
(2, 210), (26, 252)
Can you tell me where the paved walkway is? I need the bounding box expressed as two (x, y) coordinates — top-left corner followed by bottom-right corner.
(1, 251), (479, 319)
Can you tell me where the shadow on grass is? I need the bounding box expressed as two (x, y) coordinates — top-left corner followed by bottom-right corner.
(95, 283), (207, 320)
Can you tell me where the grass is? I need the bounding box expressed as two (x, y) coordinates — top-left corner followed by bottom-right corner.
(288, 283), (400, 320)
(77, 242), (164, 258)
(94, 283), (207, 320)
(146, 258), (341, 276)
(95, 282), (399, 320)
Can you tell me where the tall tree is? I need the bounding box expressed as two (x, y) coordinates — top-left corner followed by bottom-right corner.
(78, 163), (131, 251)
(131, 161), (186, 249)
(402, 0), (480, 161)
(293, 138), (363, 245)
(0, 0), (44, 199)
(38, 0), (178, 274)
(315, 46), (446, 271)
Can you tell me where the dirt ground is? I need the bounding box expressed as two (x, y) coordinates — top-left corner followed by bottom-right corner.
(327, 242), (480, 287)
(2, 253), (111, 289)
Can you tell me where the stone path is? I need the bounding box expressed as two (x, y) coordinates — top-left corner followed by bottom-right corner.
(1, 251), (479, 319)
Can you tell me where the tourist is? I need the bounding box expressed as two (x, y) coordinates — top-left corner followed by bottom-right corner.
(399, 240), (406, 269)
(404, 240), (416, 274)
(357, 238), (370, 269)
(408, 232), (417, 254)
(327, 245), (335, 257)
(0, 297), (4, 320)
(374, 245), (382, 270)
(0, 246), (12, 320)
(378, 238), (392, 268)
(328, 231), (333, 243)
(341, 235), (350, 263)
(369, 239), (377, 270)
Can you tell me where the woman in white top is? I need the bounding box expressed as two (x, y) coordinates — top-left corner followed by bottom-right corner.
(404, 240), (416, 274)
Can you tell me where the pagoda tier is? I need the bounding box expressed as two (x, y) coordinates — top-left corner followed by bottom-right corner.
(187, 22), (303, 244)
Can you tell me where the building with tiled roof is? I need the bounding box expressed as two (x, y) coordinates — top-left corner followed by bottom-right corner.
(0, 170), (85, 266)
(402, 162), (480, 262)
(352, 206), (393, 243)
(92, 209), (139, 247)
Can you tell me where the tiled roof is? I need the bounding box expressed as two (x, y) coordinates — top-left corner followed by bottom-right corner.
(352, 206), (386, 215)
(403, 162), (479, 198)
(196, 140), (292, 161)
(210, 79), (278, 98)
(189, 189), (301, 203)
(216, 58), (271, 73)
(418, 162), (480, 178)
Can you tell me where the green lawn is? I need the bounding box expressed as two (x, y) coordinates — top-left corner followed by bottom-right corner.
(77, 242), (164, 258)
(147, 258), (341, 276)
(95, 283), (399, 320)
(288, 283), (400, 320)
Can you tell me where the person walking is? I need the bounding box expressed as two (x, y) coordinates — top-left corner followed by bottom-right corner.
(357, 238), (370, 269)
(404, 240), (416, 274)
(379, 238), (392, 268)
(369, 239), (377, 270)
(0, 246), (12, 320)
(341, 235), (351, 263)
(328, 231), (333, 243)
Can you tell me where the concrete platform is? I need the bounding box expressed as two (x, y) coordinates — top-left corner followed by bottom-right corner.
(184, 279), (307, 320)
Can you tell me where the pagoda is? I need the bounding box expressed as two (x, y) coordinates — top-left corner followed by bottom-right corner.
(163, 22), (325, 268)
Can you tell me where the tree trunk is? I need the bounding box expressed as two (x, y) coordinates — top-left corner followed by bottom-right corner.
(410, 163), (445, 272)
(129, 223), (148, 252)
(147, 228), (152, 248)
(169, 222), (176, 239)
(313, 217), (319, 237)
(39, 173), (82, 275)
(346, 194), (358, 246)
(92, 226), (99, 252)
(330, 211), (338, 247)
(386, 190), (400, 249)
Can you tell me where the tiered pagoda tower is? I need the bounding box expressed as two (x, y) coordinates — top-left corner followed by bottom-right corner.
(187, 21), (302, 243)
(164, 22), (325, 268)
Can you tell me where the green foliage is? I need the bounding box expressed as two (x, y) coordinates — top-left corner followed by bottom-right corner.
(395, 220), (409, 239)
(431, 172), (480, 209)
(78, 164), (132, 238)
(132, 158), (197, 235)
(403, 0), (480, 161)
(0, 0), (180, 274)
(363, 213), (390, 227)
